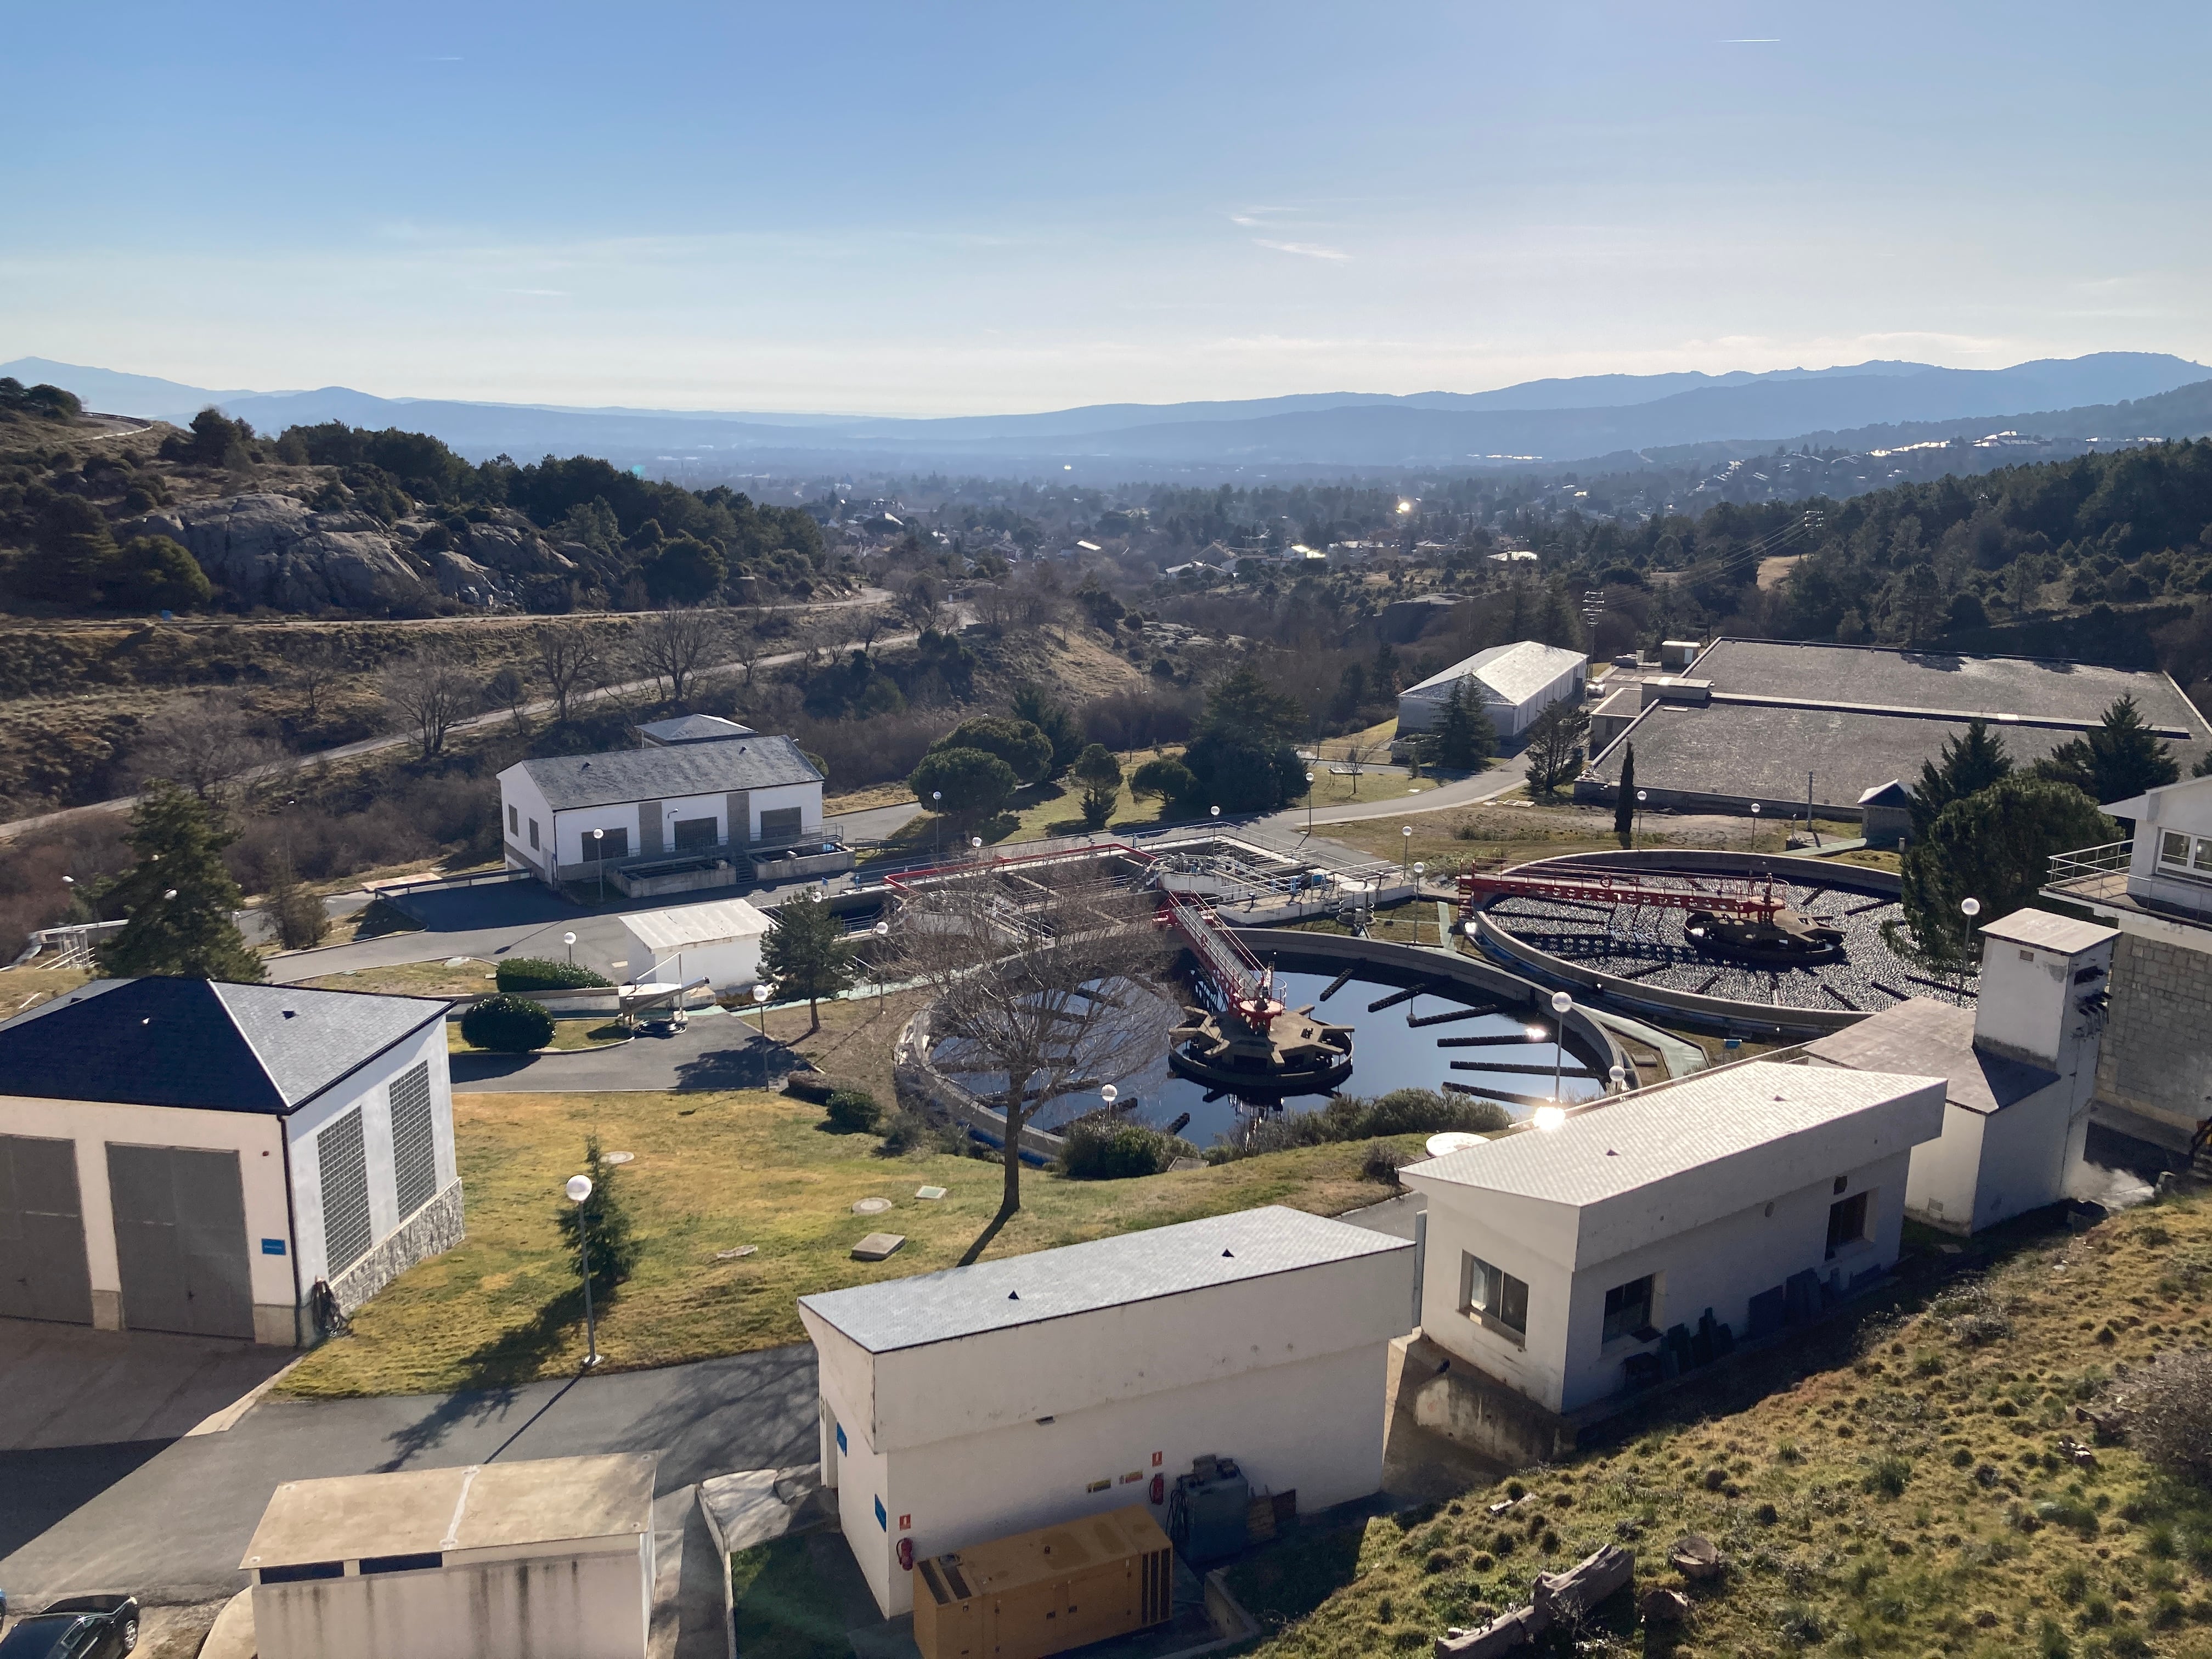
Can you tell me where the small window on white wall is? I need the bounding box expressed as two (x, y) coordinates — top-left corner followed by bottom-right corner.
(1461, 1251), (1528, 1341)
(508, 804), (519, 834)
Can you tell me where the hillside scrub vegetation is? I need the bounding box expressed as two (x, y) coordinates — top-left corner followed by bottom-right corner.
(1234, 1196), (2212, 1659)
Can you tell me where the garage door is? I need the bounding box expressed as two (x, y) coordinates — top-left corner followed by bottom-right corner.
(0, 1134), (94, 1325)
(106, 1144), (256, 1340)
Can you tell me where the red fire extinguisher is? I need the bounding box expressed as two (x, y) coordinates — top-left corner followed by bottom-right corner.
(898, 1537), (915, 1571)
(1149, 1474), (1165, 1505)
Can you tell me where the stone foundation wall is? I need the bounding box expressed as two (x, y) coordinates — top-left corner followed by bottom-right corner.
(2096, 934), (2212, 1142)
(329, 1180), (466, 1316)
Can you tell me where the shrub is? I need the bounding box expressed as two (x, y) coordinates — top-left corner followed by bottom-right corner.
(1212, 1088), (1510, 1162)
(1864, 1457), (1912, 1498)
(824, 1088), (883, 1133)
(876, 1108), (949, 1156)
(1059, 1119), (1195, 1180)
(461, 995), (554, 1052)
(1362, 1144), (1407, 1186)
(497, 956), (613, 992)
(2111, 1349), (2212, 1485)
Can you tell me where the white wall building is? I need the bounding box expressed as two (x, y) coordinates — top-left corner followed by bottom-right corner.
(1401, 1063), (1945, 1415)
(1396, 641), (1587, 740)
(798, 1206), (1414, 1618)
(0, 980), (461, 1345)
(242, 1453), (656, 1659)
(1801, 908), (2119, 1234)
(498, 736), (826, 889)
(619, 896), (772, 989)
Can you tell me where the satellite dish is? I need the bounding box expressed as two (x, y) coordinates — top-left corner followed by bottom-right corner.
(1425, 1131), (1486, 1158)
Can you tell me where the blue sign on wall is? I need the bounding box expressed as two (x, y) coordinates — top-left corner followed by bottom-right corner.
(836, 1423), (848, 1454)
(874, 1496), (888, 1531)
(261, 1238), (287, 1256)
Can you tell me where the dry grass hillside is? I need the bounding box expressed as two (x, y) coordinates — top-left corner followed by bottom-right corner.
(1235, 1197), (2212, 1659)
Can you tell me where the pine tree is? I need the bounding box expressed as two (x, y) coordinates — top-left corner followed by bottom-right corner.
(555, 1136), (637, 1294)
(96, 781), (264, 982)
(1431, 679), (1496, 771)
(1909, 718), (2013, 838)
(2035, 695), (2180, 805)
(1073, 743), (1122, 830)
(1892, 776), (2113, 968)
(761, 891), (856, 1033)
(1615, 744), (1637, 842)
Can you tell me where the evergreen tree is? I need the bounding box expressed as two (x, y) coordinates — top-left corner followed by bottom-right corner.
(555, 1136), (638, 1294)
(1615, 744), (1637, 841)
(1180, 662), (1308, 812)
(1891, 775), (2113, 968)
(2035, 695), (2180, 805)
(1009, 683), (1083, 776)
(761, 891), (856, 1033)
(1430, 679), (1497, 771)
(95, 781), (264, 982)
(1072, 743), (1122, 829)
(1908, 718), (2013, 838)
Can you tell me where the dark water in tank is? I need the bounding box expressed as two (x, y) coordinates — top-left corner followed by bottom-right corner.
(930, 952), (1609, 1152)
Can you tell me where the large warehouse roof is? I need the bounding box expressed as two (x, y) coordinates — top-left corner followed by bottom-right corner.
(1403, 640), (1586, 707)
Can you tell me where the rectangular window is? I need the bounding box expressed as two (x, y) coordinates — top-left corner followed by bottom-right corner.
(318, 1108), (373, 1274)
(759, 805), (804, 842)
(508, 804), (519, 834)
(528, 819), (540, 850)
(672, 816), (718, 850)
(1602, 1274), (1655, 1342)
(2194, 837), (2212, 873)
(389, 1062), (437, 1218)
(1461, 1251), (1528, 1339)
(2162, 830), (2188, 866)
(1826, 1190), (1870, 1257)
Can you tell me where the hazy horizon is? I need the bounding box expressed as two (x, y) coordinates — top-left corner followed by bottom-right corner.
(6, 2), (2210, 417)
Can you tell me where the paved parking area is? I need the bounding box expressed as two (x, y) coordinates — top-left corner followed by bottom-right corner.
(0, 1320), (295, 1452)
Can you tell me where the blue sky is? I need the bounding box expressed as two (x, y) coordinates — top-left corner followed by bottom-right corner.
(4, 2), (2208, 414)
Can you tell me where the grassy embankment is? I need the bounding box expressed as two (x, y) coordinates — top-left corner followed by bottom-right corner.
(1233, 1198), (2212, 1659)
(279, 1082), (1415, 1399)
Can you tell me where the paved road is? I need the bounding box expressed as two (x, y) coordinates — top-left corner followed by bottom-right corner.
(450, 1009), (813, 1093)
(0, 591), (902, 847)
(0, 1344), (819, 1609)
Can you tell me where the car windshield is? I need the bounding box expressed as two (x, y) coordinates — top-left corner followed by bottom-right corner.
(0, 1617), (87, 1659)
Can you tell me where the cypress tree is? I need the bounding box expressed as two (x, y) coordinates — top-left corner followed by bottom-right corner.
(1432, 679), (1496, 771)
(96, 781), (264, 982)
(2035, 694), (2180, 805)
(1615, 745), (1637, 842)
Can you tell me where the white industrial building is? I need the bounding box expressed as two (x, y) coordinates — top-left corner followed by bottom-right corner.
(1401, 1063), (1945, 1414)
(798, 1206), (1414, 1618)
(241, 1453), (656, 1659)
(0, 979), (460, 1345)
(1395, 640), (1587, 740)
(1801, 908), (2120, 1234)
(618, 895), (773, 990)
(498, 734), (827, 890)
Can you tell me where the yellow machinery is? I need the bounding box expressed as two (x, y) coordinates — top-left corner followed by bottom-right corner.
(911, 1506), (1173, 1659)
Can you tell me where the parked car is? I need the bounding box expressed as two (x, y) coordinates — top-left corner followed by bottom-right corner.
(1611, 653), (1640, 669)
(0, 1595), (138, 1658)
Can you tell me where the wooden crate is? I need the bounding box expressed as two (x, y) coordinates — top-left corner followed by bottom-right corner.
(912, 1506), (1173, 1659)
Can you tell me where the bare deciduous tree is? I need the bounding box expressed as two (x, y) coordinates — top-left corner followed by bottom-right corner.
(633, 604), (725, 704)
(132, 690), (283, 804)
(893, 869), (1172, 1263)
(853, 604), (892, 659)
(283, 635), (344, 725)
(535, 623), (605, 722)
(380, 647), (477, 759)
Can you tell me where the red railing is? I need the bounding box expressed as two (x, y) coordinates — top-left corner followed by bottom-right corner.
(1158, 888), (1266, 1007)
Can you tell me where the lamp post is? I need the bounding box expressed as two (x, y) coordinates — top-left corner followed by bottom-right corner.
(1549, 989), (1573, 1104)
(1101, 1084), (1118, 1112)
(1210, 804), (1221, 829)
(1959, 896), (1980, 994)
(873, 920), (890, 1006)
(1609, 1062), (1627, 1096)
(1305, 770), (1316, 833)
(1402, 825), (1413, 877)
(932, 791), (943, 856)
(563, 931), (577, 966)
(753, 981), (771, 1037)
(591, 827), (606, 904)
(1748, 800), (1760, 854)
(565, 1173), (600, 1369)
(1634, 789), (1646, 849)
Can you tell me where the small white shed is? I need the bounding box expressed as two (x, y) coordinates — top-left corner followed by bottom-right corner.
(241, 1453), (657, 1659)
(798, 1206), (1415, 1618)
(1401, 1062), (1946, 1415)
(619, 896), (774, 989)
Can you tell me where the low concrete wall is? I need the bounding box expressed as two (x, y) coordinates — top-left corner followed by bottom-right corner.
(893, 1006), (1066, 1163)
(1396, 1332), (1576, 1466)
(328, 1180), (466, 1320)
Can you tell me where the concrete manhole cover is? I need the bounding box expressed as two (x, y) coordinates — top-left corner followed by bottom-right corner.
(852, 1197), (893, 1215)
(602, 1152), (635, 1165)
(714, 1245), (757, 1261)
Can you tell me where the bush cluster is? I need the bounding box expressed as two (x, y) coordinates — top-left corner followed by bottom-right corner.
(496, 956), (614, 992)
(1059, 1118), (1198, 1180)
(460, 994), (554, 1052)
(1209, 1088), (1510, 1163)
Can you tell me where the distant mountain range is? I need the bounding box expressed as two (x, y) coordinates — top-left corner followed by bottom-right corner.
(8, 351), (2210, 477)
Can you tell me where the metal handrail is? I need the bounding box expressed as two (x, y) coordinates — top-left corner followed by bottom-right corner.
(2045, 840), (2132, 883)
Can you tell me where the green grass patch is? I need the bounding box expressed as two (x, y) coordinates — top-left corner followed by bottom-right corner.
(730, 1536), (853, 1659)
(445, 1017), (627, 1054)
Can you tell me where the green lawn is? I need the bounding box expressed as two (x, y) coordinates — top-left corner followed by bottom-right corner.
(280, 1086), (1412, 1398)
(1234, 1197), (2212, 1659)
(445, 1017), (628, 1055)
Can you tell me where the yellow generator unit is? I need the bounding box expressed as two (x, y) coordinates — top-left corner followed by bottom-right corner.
(912, 1506), (1173, 1659)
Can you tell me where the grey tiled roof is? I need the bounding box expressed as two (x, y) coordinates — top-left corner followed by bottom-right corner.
(1803, 997), (2056, 1116)
(514, 735), (822, 811)
(799, 1206), (1410, 1354)
(635, 714), (758, 745)
(0, 979), (448, 1114)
